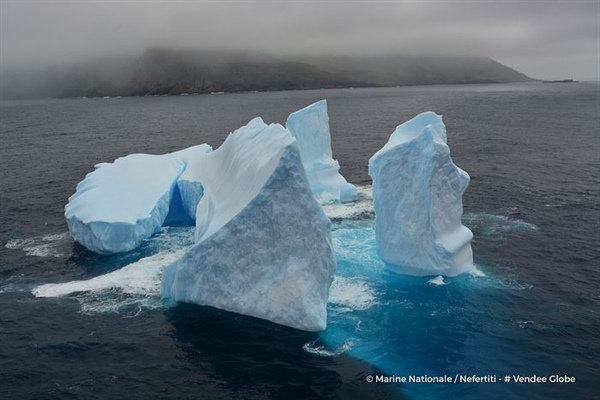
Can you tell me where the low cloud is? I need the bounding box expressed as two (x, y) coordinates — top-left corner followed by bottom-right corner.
(1, 1), (598, 80)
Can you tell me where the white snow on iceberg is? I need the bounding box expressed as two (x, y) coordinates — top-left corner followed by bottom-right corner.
(368, 112), (474, 277)
(286, 100), (357, 203)
(65, 153), (186, 254)
(161, 118), (336, 332)
(65, 144), (212, 253)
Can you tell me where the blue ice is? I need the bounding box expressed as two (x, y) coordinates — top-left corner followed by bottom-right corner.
(369, 112), (474, 277)
(161, 118), (336, 332)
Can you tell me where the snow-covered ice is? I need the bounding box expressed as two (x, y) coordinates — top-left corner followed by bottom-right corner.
(286, 100), (357, 203)
(65, 153), (186, 254)
(161, 118), (336, 332)
(368, 112), (474, 277)
(64, 144), (213, 253)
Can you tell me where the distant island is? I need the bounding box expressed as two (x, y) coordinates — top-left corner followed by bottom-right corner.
(543, 79), (578, 83)
(0, 48), (535, 100)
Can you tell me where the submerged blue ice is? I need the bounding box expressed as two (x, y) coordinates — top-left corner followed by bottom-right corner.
(161, 118), (336, 332)
(369, 112), (474, 277)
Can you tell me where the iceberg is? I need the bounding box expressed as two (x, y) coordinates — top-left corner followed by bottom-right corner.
(65, 153), (186, 254)
(161, 118), (336, 332)
(64, 100), (355, 256)
(368, 112), (474, 277)
(65, 144), (212, 253)
(286, 100), (357, 203)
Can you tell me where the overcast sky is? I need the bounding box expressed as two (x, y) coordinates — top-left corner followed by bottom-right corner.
(1, 0), (598, 80)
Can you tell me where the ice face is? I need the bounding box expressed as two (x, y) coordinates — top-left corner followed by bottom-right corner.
(161, 118), (336, 332)
(286, 100), (357, 203)
(65, 153), (185, 254)
(171, 144), (213, 220)
(368, 112), (474, 277)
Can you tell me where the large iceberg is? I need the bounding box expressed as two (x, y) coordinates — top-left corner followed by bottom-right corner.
(286, 100), (357, 203)
(65, 153), (186, 254)
(64, 100), (354, 255)
(161, 118), (336, 332)
(65, 144), (212, 254)
(368, 112), (474, 277)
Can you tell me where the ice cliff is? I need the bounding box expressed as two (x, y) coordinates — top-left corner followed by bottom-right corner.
(161, 118), (336, 331)
(368, 112), (474, 277)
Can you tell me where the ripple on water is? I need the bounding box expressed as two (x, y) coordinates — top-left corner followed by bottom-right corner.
(5, 232), (71, 258)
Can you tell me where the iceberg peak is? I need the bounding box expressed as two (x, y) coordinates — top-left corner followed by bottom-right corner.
(286, 100), (357, 203)
(162, 117), (336, 332)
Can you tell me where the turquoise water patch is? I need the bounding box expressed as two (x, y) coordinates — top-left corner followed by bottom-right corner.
(320, 221), (540, 400)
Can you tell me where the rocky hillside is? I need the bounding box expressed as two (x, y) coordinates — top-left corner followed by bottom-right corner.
(0, 49), (534, 99)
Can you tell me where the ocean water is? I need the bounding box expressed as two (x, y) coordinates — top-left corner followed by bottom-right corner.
(1, 83), (599, 400)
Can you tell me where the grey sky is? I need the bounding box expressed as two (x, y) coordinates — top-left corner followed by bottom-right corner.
(1, 0), (598, 80)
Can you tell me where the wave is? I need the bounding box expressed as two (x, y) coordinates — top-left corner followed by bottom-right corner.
(0, 274), (28, 293)
(328, 276), (377, 312)
(427, 275), (446, 286)
(323, 185), (373, 221)
(31, 249), (186, 314)
(302, 339), (354, 357)
(5, 232), (71, 258)
(463, 212), (538, 235)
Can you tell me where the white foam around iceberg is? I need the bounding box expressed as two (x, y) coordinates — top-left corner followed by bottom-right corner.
(32, 249), (185, 298)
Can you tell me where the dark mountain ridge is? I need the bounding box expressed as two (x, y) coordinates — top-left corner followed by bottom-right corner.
(0, 48), (534, 99)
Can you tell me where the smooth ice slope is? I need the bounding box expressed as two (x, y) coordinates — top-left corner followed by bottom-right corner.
(162, 118), (336, 332)
(171, 144), (213, 220)
(368, 112), (474, 277)
(286, 100), (357, 203)
(65, 154), (185, 254)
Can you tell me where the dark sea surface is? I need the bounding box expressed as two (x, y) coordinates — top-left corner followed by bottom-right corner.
(1, 83), (599, 400)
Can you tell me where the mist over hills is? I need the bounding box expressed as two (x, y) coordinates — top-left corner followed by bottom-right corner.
(0, 48), (534, 99)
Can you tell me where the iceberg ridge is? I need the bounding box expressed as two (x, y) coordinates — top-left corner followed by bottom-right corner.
(161, 118), (336, 332)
